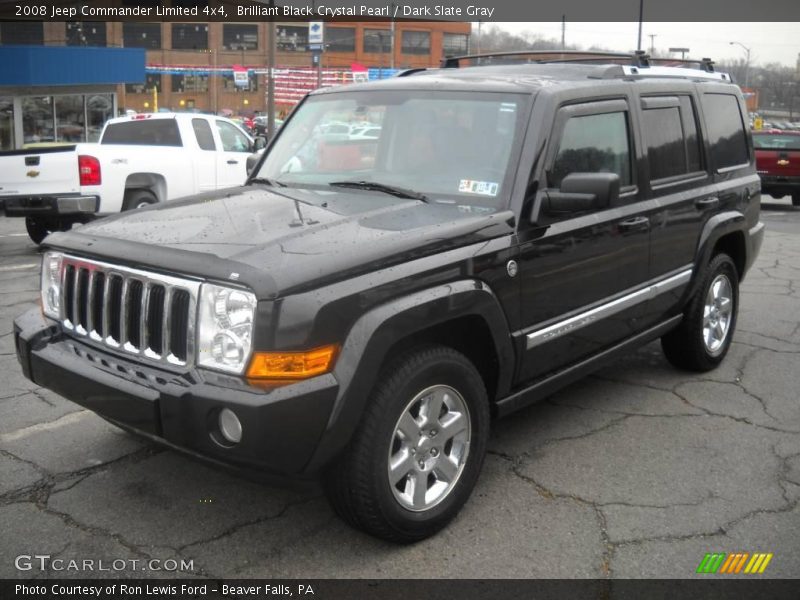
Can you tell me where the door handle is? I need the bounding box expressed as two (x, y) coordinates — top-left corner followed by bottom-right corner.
(619, 216), (650, 232)
(695, 196), (719, 210)
(227, 159), (239, 165)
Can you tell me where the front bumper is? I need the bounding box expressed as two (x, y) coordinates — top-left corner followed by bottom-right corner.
(2, 194), (99, 216)
(13, 308), (338, 477)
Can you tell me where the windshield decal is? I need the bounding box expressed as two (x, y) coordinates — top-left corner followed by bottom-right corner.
(458, 179), (499, 196)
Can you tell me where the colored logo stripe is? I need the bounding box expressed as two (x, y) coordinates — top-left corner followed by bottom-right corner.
(697, 552), (773, 574)
(744, 553), (773, 574)
(697, 553), (726, 573)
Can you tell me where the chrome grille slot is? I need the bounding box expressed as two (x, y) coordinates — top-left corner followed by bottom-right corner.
(58, 255), (200, 369)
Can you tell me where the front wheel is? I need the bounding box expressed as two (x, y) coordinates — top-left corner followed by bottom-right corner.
(661, 253), (739, 371)
(324, 346), (489, 543)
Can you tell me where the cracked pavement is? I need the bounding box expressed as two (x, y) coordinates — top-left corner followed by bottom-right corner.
(1, 198), (798, 579)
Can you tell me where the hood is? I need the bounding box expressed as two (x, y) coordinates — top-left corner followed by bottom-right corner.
(48, 185), (515, 298)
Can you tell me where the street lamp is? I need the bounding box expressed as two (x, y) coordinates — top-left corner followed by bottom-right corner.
(730, 41), (751, 88)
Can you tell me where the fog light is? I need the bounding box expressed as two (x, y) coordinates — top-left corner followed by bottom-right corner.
(218, 408), (242, 444)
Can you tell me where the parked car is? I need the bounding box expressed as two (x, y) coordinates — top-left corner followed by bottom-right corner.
(0, 113), (264, 243)
(753, 129), (800, 206)
(253, 116), (284, 138)
(15, 52), (764, 543)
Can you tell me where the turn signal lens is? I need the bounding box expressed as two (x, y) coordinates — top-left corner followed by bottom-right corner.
(246, 345), (337, 380)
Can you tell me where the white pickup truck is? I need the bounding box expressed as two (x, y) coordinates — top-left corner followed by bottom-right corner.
(0, 113), (265, 243)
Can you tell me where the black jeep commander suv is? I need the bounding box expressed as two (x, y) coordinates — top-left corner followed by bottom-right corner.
(15, 52), (764, 542)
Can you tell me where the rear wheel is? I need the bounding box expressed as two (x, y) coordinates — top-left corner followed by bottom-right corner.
(122, 189), (157, 211)
(25, 217), (56, 245)
(661, 253), (739, 371)
(324, 346), (489, 543)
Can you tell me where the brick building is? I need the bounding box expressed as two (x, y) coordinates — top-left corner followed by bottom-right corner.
(0, 20), (470, 117)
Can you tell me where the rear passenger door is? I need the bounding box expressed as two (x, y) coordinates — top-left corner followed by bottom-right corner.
(639, 90), (751, 326)
(515, 99), (651, 382)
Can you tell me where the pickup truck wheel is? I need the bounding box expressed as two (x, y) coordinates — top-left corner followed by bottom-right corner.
(324, 346), (489, 543)
(661, 253), (739, 371)
(25, 217), (55, 245)
(122, 190), (157, 211)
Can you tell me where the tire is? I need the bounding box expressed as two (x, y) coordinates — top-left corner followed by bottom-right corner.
(25, 216), (55, 245)
(661, 253), (739, 371)
(122, 189), (157, 211)
(324, 345), (490, 543)
(792, 193), (800, 207)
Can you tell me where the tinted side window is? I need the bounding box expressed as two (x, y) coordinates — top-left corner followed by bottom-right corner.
(643, 106), (685, 180)
(641, 96), (704, 181)
(701, 93), (748, 170)
(101, 120), (182, 146)
(192, 118), (216, 151)
(550, 112), (631, 188)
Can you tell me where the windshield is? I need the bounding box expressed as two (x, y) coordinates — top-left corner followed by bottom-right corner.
(753, 134), (800, 150)
(256, 90), (528, 208)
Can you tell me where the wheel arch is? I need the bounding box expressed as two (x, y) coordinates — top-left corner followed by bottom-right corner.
(124, 173), (167, 203)
(303, 279), (515, 473)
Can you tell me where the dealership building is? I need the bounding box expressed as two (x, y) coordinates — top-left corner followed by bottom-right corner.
(0, 20), (470, 148)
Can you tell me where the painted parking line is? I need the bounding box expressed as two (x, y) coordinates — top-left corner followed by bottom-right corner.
(0, 263), (38, 272)
(0, 233), (29, 238)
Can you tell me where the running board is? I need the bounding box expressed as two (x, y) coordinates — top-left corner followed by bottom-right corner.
(495, 315), (683, 418)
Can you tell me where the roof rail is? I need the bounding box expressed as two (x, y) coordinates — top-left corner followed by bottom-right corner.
(440, 50), (636, 69)
(395, 67), (429, 77)
(440, 49), (732, 83)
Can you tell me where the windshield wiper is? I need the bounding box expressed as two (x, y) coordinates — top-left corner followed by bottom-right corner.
(249, 177), (287, 187)
(329, 180), (428, 203)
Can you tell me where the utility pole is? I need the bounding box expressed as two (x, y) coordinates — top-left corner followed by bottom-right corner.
(561, 15), (565, 50)
(637, 0), (644, 52)
(648, 34), (656, 56)
(267, 1), (276, 139)
(390, 3), (396, 69)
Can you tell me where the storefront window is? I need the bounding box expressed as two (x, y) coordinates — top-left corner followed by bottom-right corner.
(172, 74), (209, 93)
(87, 94), (113, 142)
(55, 96), (86, 142)
(0, 99), (13, 151)
(22, 97), (55, 144)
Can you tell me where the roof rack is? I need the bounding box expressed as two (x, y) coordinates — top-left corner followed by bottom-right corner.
(440, 50), (732, 83)
(440, 50), (643, 69)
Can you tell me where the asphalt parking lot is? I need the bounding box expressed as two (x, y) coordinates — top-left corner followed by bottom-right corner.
(1, 199), (798, 580)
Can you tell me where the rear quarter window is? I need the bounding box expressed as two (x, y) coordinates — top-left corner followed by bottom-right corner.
(700, 94), (749, 170)
(101, 119), (182, 147)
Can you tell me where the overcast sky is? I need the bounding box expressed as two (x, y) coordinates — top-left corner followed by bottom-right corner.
(493, 22), (799, 68)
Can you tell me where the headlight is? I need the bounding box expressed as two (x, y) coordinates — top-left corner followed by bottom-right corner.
(197, 283), (257, 374)
(40, 251), (63, 320)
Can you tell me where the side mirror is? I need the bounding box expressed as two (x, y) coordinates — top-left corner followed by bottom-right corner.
(541, 172), (620, 216)
(246, 153), (261, 176)
(253, 136), (267, 151)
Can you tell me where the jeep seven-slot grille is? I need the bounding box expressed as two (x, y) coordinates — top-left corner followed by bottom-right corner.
(60, 256), (199, 368)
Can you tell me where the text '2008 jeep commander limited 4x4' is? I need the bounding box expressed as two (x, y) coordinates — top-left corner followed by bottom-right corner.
(15, 52), (764, 542)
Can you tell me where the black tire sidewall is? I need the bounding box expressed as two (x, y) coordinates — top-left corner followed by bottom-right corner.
(367, 350), (489, 538)
(25, 217), (51, 245)
(122, 190), (157, 211)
